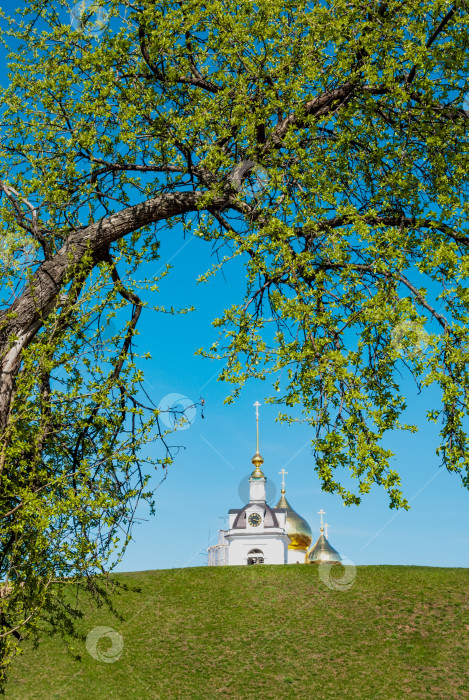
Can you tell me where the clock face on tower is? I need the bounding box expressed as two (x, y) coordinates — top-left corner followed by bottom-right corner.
(248, 512), (262, 527)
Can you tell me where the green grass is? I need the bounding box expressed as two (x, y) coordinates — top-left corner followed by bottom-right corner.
(5, 565), (469, 699)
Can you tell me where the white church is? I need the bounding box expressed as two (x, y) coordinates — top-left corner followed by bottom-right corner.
(208, 403), (341, 567)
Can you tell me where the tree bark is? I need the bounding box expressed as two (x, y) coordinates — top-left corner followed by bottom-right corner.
(0, 189), (228, 434)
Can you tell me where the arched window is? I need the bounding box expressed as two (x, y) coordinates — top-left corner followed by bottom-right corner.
(247, 548), (264, 565)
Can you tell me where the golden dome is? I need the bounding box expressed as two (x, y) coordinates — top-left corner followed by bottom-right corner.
(305, 532), (341, 563)
(275, 491), (312, 551)
(250, 451), (265, 478)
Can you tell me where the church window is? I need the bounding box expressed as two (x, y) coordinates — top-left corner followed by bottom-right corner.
(247, 548), (264, 565)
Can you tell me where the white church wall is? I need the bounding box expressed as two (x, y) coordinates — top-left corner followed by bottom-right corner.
(249, 478), (266, 502)
(227, 534), (288, 566)
(287, 548), (307, 564)
(262, 536), (288, 565)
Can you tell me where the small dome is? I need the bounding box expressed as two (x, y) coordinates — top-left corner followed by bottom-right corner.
(250, 451), (265, 478)
(275, 492), (312, 551)
(305, 532), (341, 564)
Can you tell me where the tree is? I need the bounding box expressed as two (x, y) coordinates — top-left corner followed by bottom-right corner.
(1, 0), (469, 685)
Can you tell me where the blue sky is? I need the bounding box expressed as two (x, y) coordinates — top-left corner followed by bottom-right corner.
(113, 224), (469, 572)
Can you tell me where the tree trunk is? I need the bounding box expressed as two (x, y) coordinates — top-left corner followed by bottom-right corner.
(0, 190), (227, 434)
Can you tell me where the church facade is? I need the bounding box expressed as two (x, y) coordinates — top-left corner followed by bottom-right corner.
(224, 454), (291, 566)
(208, 403), (341, 567)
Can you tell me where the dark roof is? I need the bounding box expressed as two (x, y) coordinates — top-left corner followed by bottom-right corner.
(231, 503), (285, 530)
(229, 506), (286, 514)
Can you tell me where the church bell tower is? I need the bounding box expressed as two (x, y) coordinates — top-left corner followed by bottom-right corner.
(249, 401), (266, 503)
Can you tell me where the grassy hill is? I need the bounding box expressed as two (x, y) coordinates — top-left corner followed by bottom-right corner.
(5, 565), (469, 699)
